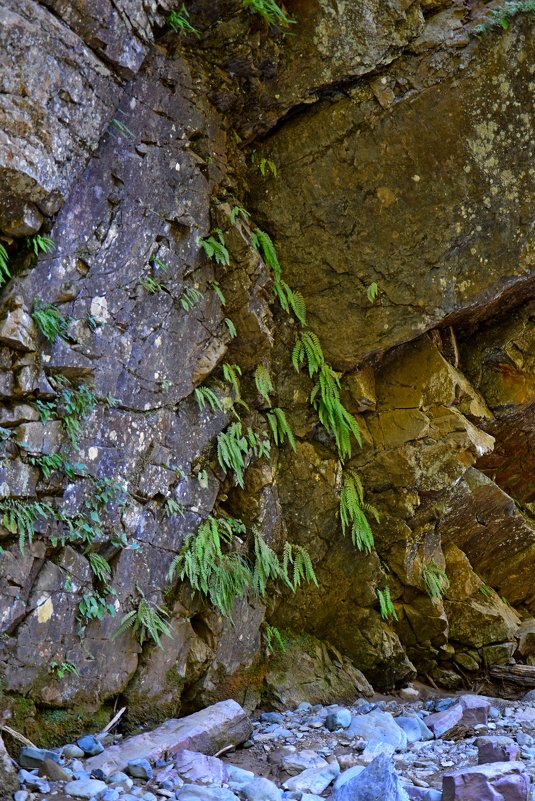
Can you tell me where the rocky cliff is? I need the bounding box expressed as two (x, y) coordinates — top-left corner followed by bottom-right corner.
(0, 0), (534, 743)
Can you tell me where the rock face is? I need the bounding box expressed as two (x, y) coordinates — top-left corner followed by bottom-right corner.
(0, 0), (534, 732)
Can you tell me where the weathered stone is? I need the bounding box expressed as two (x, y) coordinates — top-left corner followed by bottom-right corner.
(174, 751), (227, 785)
(39, 757), (72, 781)
(395, 715), (434, 744)
(333, 753), (409, 801)
(87, 701), (252, 774)
(442, 762), (529, 801)
(325, 708), (352, 731)
(19, 745), (61, 769)
(282, 762), (340, 794)
(425, 704), (464, 739)
(241, 777), (282, 801)
(178, 787), (239, 801)
(477, 736), (520, 764)
(347, 710), (408, 751)
(281, 750), (329, 777)
(77, 734), (105, 756)
(64, 778), (108, 799)
(0, 303), (37, 351)
(127, 757), (153, 780)
(458, 695), (490, 727)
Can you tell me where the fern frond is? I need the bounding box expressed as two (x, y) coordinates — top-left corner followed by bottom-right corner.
(251, 228), (281, 282)
(377, 587), (398, 621)
(222, 362), (242, 401)
(421, 562), (450, 599)
(194, 386), (223, 412)
(266, 407), (296, 451)
(282, 542), (318, 591)
(0, 243), (11, 285)
(88, 552), (111, 582)
(254, 365), (273, 404)
(339, 469), (377, 553)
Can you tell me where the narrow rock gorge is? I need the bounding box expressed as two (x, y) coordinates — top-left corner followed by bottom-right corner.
(0, 0), (534, 746)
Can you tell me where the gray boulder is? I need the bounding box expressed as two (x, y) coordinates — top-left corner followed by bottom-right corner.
(333, 753), (409, 801)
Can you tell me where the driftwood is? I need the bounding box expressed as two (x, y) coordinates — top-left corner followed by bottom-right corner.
(489, 664), (535, 687)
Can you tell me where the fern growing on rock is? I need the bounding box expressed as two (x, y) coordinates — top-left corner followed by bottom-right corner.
(377, 587), (398, 621)
(254, 365), (274, 405)
(421, 562), (450, 599)
(339, 469), (379, 553)
(266, 407), (296, 451)
(114, 590), (172, 648)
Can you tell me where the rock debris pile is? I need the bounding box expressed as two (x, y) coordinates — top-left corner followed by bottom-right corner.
(7, 689), (535, 801)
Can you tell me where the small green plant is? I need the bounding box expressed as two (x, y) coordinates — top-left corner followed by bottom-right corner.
(264, 624), (286, 654)
(32, 300), (73, 343)
(28, 235), (55, 256)
(258, 158), (277, 177)
(194, 386), (223, 413)
(224, 318), (237, 338)
(199, 229), (230, 266)
(282, 542), (318, 590)
(243, 0), (296, 27)
(222, 362), (243, 402)
(339, 469), (379, 553)
(165, 498), (185, 517)
(49, 661), (79, 680)
(473, 0), (535, 34)
(421, 562), (450, 599)
(479, 584), (493, 597)
(0, 243), (11, 285)
(367, 282), (379, 303)
(217, 422), (251, 488)
(180, 285), (203, 311)
(230, 205), (250, 224)
(209, 280), (226, 305)
(28, 452), (86, 481)
(140, 275), (163, 294)
(78, 589), (117, 622)
(110, 115), (135, 141)
(36, 377), (98, 447)
(167, 4), (200, 36)
(114, 590), (172, 648)
(377, 587), (398, 621)
(266, 407), (296, 451)
(197, 468), (209, 488)
(0, 499), (54, 552)
(250, 229), (307, 325)
(254, 365), (273, 404)
(88, 552), (112, 582)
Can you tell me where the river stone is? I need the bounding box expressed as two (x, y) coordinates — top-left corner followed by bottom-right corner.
(77, 734), (105, 756)
(477, 736), (520, 764)
(395, 716), (434, 744)
(425, 704), (464, 738)
(333, 753), (409, 801)
(177, 785), (240, 801)
(326, 708), (353, 731)
(174, 750), (227, 784)
(63, 744), (86, 759)
(458, 695), (490, 726)
(241, 777), (283, 801)
(347, 710), (408, 751)
(65, 778), (108, 798)
(282, 762), (340, 794)
(281, 750), (329, 776)
(442, 762), (530, 801)
(19, 769), (51, 792)
(334, 765), (366, 789)
(108, 770), (133, 789)
(127, 757), (153, 780)
(40, 757), (73, 781)
(19, 745), (62, 768)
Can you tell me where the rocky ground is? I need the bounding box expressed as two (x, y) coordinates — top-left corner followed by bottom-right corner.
(7, 684), (535, 801)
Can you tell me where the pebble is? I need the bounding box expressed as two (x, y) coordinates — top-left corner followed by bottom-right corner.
(76, 735), (105, 756)
(127, 757), (153, 780)
(63, 744), (86, 759)
(19, 769), (51, 793)
(64, 777), (108, 798)
(325, 708), (352, 731)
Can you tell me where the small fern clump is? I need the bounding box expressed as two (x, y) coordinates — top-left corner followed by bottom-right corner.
(199, 229), (230, 266)
(0, 243), (11, 285)
(251, 229), (306, 325)
(243, 0), (296, 29)
(264, 624), (286, 654)
(114, 592), (172, 648)
(422, 562), (450, 599)
(180, 285), (203, 311)
(195, 386), (223, 413)
(32, 300), (72, 343)
(29, 235), (55, 256)
(339, 469), (379, 553)
(0, 499), (54, 552)
(254, 365), (273, 405)
(88, 552), (112, 582)
(377, 587), (398, 621)
(217, 422), (270, 487)
(167, 4), (200, 36)
(266, 407), (296, 451)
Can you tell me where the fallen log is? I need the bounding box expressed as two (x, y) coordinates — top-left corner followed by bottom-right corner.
(489, 664), (535, 687)
(86, 699), (252, 775)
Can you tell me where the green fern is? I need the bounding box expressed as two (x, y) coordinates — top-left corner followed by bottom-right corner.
(167, 4), (200, 36)
(222, 362), (243, 402)
(224, 318), (237, 338)
(209, 280), (226, 306)
(180, 285), (203, 311)
(88, 552), (112, 582)
(195, 386), (223, 413)
(421, 562), (450, 599)
(243, 0), (296, 27)
(264, 624), (286, 654)
(0, 499), (55, 552)
(339, 469), (378, 553)
(266, 407), (296, 451)
(230, 205), (251, 224)
(377, 587), (398, 621)
(32, 300), (72, 343)
(251, 228), (282, 281)
(165, 498), (185, 517)
(113, 591), (172, 648)
(311, 364), (361, 461)
(251, 532), (283, 596)
(367, 282), (379, 303)
(282, 542), (318, 591)
(217, 422), (250, 487)
(254, 365), (273, 405)
(0, 243), (11, 285)
(199, 229), (230, 266)
(292, 331), (324, 376)
(29, 235), (55, 256)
